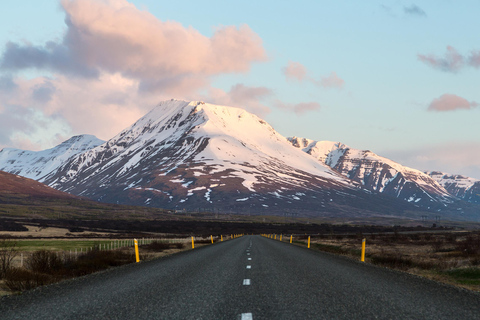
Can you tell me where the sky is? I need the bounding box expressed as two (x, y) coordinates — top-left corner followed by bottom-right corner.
(0, 0), (479, 178)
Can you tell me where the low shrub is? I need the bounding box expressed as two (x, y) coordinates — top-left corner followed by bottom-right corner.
(143, 241), (184, 251)
(456, 236), (480, 255)
(370, 254), (414, 270)
(4, 268), (55, 292)
(26, 250), (63, 274)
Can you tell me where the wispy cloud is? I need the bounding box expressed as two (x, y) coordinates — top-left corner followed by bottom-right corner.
(428, 93), (478, 112)
(274, 100), (321, 115)
(418, 46), (480, 72)
(208, 84), (272, 117)
(317, 72), (345, 88)
(282, 61), (307, 82)
(383, 141), (480, 179)
(403, 4), (427, 17)
(282, 61), (344, 89)
(468, 50), (480, 68)
(418, 46), (464, 73)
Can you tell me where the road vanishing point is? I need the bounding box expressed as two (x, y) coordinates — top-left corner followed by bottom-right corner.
(1, 235), (479, 319)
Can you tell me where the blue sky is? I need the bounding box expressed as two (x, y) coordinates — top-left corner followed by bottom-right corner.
(0, 0), (479, 178)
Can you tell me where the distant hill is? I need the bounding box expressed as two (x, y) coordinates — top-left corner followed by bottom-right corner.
(0, 170), (78, 199)
(0, 170), (170, 220)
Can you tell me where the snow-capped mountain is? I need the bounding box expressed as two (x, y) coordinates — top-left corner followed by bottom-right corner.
(427, 171), (480, 204)
(288, 137), (455, 208)
(38, 99), (417, 216)
(1, 99), (478, 220)
(0, 135), (105, 181)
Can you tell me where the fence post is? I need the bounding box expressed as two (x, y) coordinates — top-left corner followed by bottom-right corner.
(134, 239), (140, 263)
(361, 238), (366, 262)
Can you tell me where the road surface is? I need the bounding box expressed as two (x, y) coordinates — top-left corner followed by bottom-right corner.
(0, 235), (479, 319)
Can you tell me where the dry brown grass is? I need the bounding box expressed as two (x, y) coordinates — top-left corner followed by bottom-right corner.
(0, 225), (112, 238)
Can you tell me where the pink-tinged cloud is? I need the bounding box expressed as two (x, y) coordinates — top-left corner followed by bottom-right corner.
(468, 50), (480, 68)
(0, 0), (267, 91)
(282, 62), (345, 89)
(428, 94), (478, 112)
(275, 100), (321, 115)
(0, 0), (269, 150)
(417, 46), (464, 73)
(207, 84), (272, 117)
(319, 72), (345, 88)
(282, 61), (307, 81)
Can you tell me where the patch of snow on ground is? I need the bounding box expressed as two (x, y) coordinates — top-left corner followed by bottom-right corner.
(205, 188), (212, 203)
(182, 181), (193, 188)
(236, 197), (249, 201)
(189, 186), (207, 192)
(170, 179), (184, 183)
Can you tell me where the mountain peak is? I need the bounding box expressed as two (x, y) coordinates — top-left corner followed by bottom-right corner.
(0, 134), (105, 181)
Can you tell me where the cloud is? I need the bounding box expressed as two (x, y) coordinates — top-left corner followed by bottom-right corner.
(428, 94), (478, 112)
(418, 46), (464, 73)
(0, 0), (268, 150)
(207, 84), (272, 117)
(382, 142), (480, 180)
(468, 50), (480, 68)
(0, 75), (19, 93)
(0, 105), (71, 150)
(282, 61), (307, 81)
(1, 0), (266, 88)
(275, 100), (321, 115)
(282, 61), (345, 89)
(318, 72), (345, 88)
(403, 4), (427, 17)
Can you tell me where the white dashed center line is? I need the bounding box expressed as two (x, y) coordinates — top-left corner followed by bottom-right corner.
(246, 265), (251, 269)
(241, 313), (253, 320)
(248, 257), (252, 260)
(243, 279), (251, 285)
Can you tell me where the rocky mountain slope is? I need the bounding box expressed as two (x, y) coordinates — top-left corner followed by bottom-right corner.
(426, 171), (480, 204)
(288, 137), (455, 208)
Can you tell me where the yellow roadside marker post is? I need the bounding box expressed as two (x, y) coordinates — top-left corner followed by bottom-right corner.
(290, 235), (293, 243)
(134, 239), (140, 263)
(211, 235), (213, 244)
(280, 234), (282, 241)
(308, 236), (310, 249)
(274, 234), (276, 240)
(192, 236), (195, 249)
(361, 238), (366, 262)
(221, 235), (223, 241)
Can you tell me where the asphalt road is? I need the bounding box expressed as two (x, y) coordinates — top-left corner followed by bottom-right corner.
(1, 235), (479, 319)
